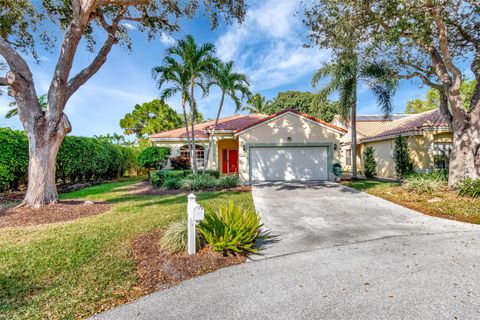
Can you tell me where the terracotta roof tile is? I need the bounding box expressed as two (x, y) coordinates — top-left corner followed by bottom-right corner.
(235, 109), (348, 134)
(360, 109), (450, 141)
(149, 114), (266, 140)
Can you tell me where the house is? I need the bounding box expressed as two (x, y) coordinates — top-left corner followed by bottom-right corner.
(337, 108), (452, 178)
(149, 109), (347, 183)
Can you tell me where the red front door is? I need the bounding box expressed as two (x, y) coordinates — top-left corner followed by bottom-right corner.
(222, 149), (238, 174)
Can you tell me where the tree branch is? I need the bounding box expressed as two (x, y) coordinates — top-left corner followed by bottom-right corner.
(470, 50), (480, 112)
(0, 39), (42, 122)
(47, 0), (95, 120)
(398, 71), (443, 90)
(98, 0), (148, 5)
(66, 9), (126, 99)
(434, 10), (463, 92)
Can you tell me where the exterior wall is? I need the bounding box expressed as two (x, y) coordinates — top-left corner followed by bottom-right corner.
(151, 140), (215, 170)
(340, 143), (362, 173)
(357, 131), (453, 178)
(237, 113), (343, 182)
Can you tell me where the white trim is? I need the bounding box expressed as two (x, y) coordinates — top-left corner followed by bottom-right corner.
(204, 130), (235, 134)
(234, 111), (347, 137)
(150, 137), (209, 142)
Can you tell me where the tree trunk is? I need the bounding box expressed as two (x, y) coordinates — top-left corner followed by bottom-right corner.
(190, 81), (197, 174)
(351, 83), (358, 179)
(448, 105), (480, 186)
(203, 91), (225, 174)
(20, 114), (70, 208)
(181, 97), (193, 170)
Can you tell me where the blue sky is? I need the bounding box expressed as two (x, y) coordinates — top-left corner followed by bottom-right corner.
(0, 0), (444, 137)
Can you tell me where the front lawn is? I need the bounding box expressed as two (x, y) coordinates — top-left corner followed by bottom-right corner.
(0, 178), (253, 320)
(343, 180), (480, 224)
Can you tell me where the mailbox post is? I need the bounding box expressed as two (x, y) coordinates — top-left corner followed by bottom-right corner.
(187, 193), (204, 255)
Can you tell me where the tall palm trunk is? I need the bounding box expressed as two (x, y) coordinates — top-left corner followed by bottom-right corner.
(351, 81), (358, 179)
(181, 96), (193, 168)
(190, 80), (198, 174)
(203, 91), (225, 174)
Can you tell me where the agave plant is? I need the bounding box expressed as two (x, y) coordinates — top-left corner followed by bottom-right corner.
(197, 201), (265, 253)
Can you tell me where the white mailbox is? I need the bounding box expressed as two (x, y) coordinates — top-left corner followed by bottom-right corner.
(187, 193), (204, 255)
(193, 205), (204, 221)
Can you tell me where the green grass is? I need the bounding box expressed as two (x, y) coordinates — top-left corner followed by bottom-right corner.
(343, 179), (480, 224)
(342, 179), (399, 191)
(0, 178), (253, 320)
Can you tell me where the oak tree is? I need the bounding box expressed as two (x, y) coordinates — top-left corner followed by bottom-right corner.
(120, 99), (182, 139)
(0, 0), (246, 207)
(305, 0), (480, 186)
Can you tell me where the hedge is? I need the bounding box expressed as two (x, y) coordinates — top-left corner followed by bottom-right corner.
(0, 128), (139, 192)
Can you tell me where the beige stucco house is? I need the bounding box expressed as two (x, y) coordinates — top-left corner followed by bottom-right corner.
(337, 109), (452, 178)
(149, 109), (347, 183)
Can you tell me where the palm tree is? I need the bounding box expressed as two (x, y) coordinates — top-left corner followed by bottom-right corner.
(153, 55), (194, 169)
(203, 61), (251, 174)
(5, 94), (47, 118)
(312, 51), (397, 179)
(243, 93), (269, 114)
(156, 35), (219, 174)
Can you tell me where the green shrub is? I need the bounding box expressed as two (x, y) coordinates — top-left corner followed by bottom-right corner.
(393, 135), (414, 178)
(150, 170), (187, 187)
(138, 146), (171, 170)
(363, 146), (377, 179)
(0, 129), (135, 192)
(403, 172), (447, 195)
(170, 156), (191, 170)
(197, 202), (264, 253)
(160, 219), (202, 253)
(204, 170), (220, 179)
(162, 176), (183, 190)
(217, 175), (240, 189)
(455, 178), (480, 198)
(182, 174), (218, 191)
(0, 128), (28, 191)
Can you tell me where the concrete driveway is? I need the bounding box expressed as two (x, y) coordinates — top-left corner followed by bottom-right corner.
(92, 182), (480, 320)
(250, 181), (479, 259)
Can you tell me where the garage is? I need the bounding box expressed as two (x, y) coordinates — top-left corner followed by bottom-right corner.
(250, 146), (329, 181)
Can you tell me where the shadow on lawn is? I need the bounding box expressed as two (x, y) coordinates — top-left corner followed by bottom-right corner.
(0, 274), (41, 315)
(103, 190), (249, 209)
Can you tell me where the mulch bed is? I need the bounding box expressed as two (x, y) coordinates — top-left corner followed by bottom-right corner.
(0, 200), (112, 228)
(130, 229), (245, 295)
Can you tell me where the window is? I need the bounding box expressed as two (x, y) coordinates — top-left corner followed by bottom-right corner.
(433, 142), (452, 170)
(179, 145), (205, 168)
(345, 148), (352, 166)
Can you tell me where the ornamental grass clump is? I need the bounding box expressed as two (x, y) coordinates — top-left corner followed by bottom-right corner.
(217, 175), (240, 189)
(197, 202), (265, 254)
(182, 174), (218, 191)
(455, 178), (480, 198)
(402, 172), (447, 195)
(160, 219), (202, 253)
(162, 176), (183, 190)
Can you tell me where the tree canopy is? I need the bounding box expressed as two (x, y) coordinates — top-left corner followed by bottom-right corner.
(263, 90), (339, 122)
(304, 0), (480, 185)
(119, 99), (182, 139)
(405, 80), (477, 114)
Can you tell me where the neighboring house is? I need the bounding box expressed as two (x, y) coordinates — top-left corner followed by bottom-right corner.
(337, 109), (452, 178)
(149, 109), (347, 183)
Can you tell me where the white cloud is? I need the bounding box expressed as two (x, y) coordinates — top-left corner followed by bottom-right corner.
(122, 22), (137, 30)
(160, 32), (176, 46)
(215, 0), (330, 92)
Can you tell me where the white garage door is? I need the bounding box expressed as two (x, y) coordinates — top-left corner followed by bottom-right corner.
(250, 146), (328, 181)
